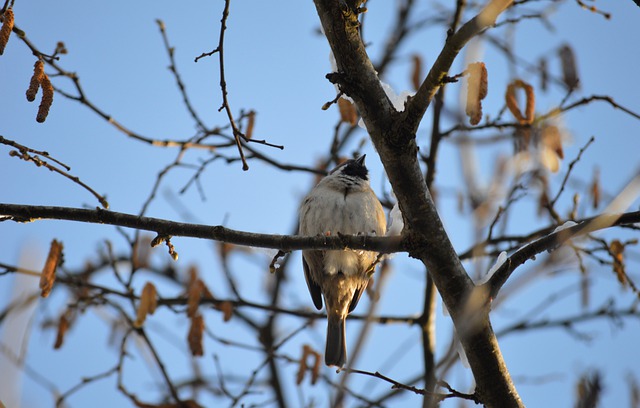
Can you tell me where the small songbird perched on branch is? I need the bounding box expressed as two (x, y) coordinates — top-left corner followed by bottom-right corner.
(299, 155), (386, 367)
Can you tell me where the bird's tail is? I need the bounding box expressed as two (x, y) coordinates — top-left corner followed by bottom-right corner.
(325, 315), (346, 367)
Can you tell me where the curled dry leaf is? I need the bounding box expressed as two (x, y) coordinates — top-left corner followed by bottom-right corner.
(26, 60), (45, 102)
(188, 314), (205, 357)
(36, 74), (54, 123)
(134, 282), (158, 328)
(337, 98), (358, 125)
(0, 8), (14, 55)
(40, 240), (63, 298)
(505, 79), (535, 125)
(465, 62), (488, 126)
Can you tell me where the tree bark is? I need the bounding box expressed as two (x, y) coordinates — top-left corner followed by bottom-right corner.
(313, 0), (524, 406)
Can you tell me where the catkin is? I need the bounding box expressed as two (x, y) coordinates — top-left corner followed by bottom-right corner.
(0, 8), (14, 55)
(27, 60), (45, 102)
(465, 62), (488, 126)
(411, 54), (423, 91)
(558, 44), (579, 90)
(505, 79), (535, 125)
(40, 240), (63, 298)
(36, 74), (54, 123)
(188, 314), (205, 357)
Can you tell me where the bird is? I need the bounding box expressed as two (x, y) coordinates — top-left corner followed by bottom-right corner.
(298, 155), (386, 367)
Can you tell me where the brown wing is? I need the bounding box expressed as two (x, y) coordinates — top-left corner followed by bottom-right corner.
(302, 254), (323, 310)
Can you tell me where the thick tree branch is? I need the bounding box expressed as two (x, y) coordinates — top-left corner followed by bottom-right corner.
(313, 0), (522, 406)
(0, 203), (403, 253)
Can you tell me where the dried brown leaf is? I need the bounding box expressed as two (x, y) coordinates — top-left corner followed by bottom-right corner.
(337, 98), (358, 125)
(188, 314), (204, 357)
(40, 240), (63, 298)
(0, 8), (14, 55)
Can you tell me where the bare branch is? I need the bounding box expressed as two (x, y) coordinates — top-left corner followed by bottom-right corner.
(0, 203), (403, 253)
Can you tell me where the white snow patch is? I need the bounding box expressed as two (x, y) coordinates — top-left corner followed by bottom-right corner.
(479, 251), (508, 284)
(553, 220), (578, 233)
(386, 202), (404, 236)
(358, 81), (414, 129)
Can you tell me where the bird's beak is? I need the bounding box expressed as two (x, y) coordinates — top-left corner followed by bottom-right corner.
(356, 155), (366, 165)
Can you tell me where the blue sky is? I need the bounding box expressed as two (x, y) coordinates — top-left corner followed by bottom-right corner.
(2, 1), (640, 407)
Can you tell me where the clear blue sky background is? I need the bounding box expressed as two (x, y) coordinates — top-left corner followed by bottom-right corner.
(1, 1), (640, 407)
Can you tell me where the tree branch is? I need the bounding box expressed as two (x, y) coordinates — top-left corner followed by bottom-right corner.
(314, 0), (523, 406)
(0, 203), (403, 253)
(403, 0), (514, 134)
(486, 211), (640, 299)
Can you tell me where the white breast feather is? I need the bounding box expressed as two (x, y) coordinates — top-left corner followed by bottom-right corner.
(300, 186), (384, 276)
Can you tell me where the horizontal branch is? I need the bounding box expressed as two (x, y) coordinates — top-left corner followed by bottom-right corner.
(0, 203), (403, 253)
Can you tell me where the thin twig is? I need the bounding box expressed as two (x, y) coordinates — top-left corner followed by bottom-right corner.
(1, 135), (108, 208)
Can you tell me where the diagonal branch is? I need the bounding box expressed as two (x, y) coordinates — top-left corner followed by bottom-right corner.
(485, 211), (640, 299)
(313, 1), (522, 406)
(403, 0), (514, 134)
